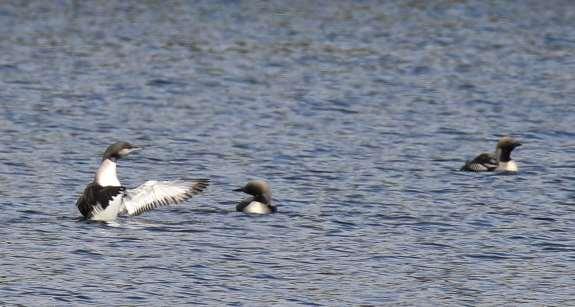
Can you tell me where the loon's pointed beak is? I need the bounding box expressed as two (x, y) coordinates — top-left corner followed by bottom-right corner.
(514, 142), (522, 147)
(233, 187), (244, 192)
(120, 146), (142, 157)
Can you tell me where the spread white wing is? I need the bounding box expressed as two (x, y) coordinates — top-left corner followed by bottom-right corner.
(123, 179), (209, 216)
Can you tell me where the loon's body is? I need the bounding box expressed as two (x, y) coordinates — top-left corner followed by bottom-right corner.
(76, 142), (209, 221)
(234, 180), (276, 214)
(460, 153), (498, 172)
(461, 136), (522, 172)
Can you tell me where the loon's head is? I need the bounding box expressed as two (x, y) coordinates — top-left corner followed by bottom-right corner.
(102, 142), (141, 161)
(496, 136), (521, 162)
(234, 180), (271, 202)
(497, 137), (522, 150)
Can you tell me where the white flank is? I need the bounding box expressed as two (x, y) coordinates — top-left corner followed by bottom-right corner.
(91, 194), (126, 221)
(95, 159), (121, 187)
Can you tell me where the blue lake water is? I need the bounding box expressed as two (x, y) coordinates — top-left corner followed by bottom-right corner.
(1, 1), (575, 305)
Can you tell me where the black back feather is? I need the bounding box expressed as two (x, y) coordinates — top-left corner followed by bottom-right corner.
(76, 183), (125, 218)
(236, 198), (253, 212)
(460, 153), (498, 172)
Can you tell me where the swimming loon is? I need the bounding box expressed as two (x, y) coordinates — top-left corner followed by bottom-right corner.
(76, 142), (209, 221)
(234, 180), (276, 214)
(461, 136), (522, 172)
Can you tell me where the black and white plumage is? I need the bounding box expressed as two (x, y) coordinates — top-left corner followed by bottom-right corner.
(461, 136), (522, 172)
(460, 153), (498, 172)
(234, 180), (276, 214)
(76, 142), (209, 221)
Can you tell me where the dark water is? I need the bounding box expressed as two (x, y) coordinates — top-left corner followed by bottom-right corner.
(1, 0), (575, 305)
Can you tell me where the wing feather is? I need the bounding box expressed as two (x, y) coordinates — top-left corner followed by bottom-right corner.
(123, 179), (209, 216)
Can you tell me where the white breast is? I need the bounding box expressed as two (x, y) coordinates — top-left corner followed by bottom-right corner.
(497, 161), (518, 172)
(95, 159), (121, 186)
(243, 201), (271, 214)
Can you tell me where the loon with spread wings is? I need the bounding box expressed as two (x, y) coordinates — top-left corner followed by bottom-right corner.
(76, 142), (209, 221)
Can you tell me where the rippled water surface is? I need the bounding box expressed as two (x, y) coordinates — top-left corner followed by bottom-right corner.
(1, 1), (575, 305)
